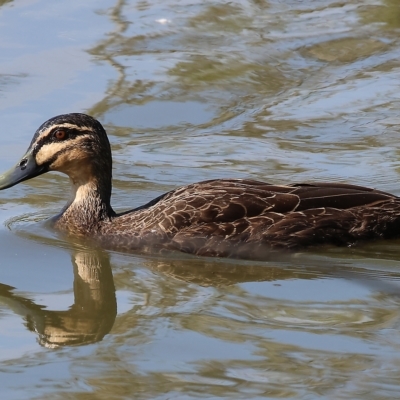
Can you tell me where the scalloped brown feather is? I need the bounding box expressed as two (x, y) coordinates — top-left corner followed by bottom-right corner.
(4, 114), (400, 261)
(96, 178), (400, 258)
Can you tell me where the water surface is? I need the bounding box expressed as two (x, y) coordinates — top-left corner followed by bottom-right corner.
(0, 0), (400, 398)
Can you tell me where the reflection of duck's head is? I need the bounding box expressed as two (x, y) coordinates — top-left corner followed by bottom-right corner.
(26, 250), (116, 348)
(0, 249), (117, 348)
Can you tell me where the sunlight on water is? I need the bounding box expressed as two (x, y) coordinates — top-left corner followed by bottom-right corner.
(0, 0), (400, 399)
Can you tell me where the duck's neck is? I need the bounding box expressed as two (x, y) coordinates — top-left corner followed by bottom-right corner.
(55, 167), (115, 235)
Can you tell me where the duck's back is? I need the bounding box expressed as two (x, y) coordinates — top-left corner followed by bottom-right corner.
(99, 179), (400, 258)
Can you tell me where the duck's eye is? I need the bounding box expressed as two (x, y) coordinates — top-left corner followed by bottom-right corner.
(54, 130), (67, 140)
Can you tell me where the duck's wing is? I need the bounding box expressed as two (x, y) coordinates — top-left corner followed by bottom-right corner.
(113, 179), (399, 255)
(166, 180), (400, 253)
(287, 181), (396, 210)
(158, 178), (396, 216)
(130, 178), (394, 230)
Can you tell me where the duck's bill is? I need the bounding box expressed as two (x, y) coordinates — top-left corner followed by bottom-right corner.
(0, 151), (46, 190)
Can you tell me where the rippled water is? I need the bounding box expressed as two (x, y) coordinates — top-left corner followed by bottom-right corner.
(1, 0), (400, 398)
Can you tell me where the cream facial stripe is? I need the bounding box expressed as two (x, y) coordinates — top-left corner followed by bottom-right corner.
(34, 123), (93, 143)
(35, 134), (92, 166)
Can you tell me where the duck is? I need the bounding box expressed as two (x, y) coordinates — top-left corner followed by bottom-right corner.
(0, 113), (400, 260)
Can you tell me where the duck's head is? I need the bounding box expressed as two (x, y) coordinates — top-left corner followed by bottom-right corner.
(0, 113), (112, 191)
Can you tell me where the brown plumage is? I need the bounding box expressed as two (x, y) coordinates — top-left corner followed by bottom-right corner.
(0, 113), (399, 260)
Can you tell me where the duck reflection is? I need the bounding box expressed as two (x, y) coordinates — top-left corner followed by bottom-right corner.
(146, 248), (400, 292)
(149, 256), (317, 287)
(1, 237), (400, 348)
(0, 250), (116, 348)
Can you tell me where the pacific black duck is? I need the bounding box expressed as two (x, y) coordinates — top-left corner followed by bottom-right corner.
(0, 113), (399, 259)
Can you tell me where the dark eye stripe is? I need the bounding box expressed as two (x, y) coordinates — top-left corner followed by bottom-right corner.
(32, 128), (89, 155)
(50, 128), (75, 142)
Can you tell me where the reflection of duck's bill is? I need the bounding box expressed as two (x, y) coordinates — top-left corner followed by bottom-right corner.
(0, 150), (47, 190)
